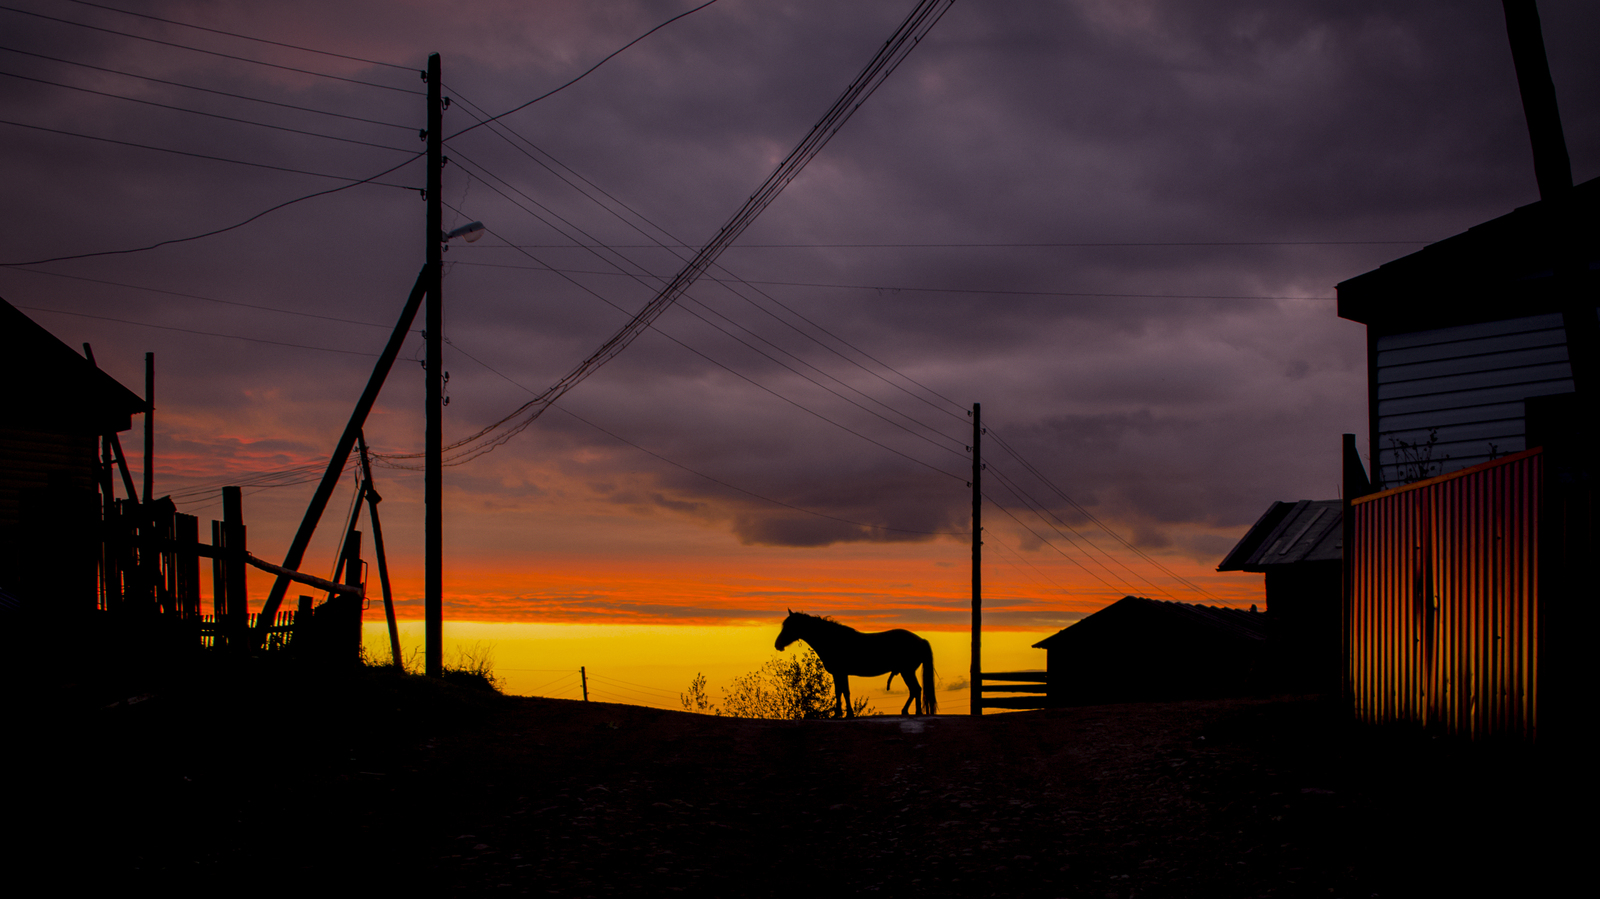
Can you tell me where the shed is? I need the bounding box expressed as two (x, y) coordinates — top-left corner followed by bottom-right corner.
(1031, 596), (1267, 707)
(1336, 175), (1598, 489)
(1333, 179), (1595, 741)
(1216, 500), (1342, 691)
(1, 296), (146, 611)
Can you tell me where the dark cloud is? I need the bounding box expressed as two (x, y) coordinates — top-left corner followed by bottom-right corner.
(4, 0), (1595, 607)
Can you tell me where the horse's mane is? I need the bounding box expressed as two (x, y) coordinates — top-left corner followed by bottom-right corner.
(788, 611), (856, 635)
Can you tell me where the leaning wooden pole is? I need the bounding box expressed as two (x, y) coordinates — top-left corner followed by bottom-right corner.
(359, 433), (404, 669)
(970, 402), (983, 717)
(253, 268), (430, 638)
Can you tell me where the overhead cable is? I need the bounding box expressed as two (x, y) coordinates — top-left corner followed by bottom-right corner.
(58, 0), (413, 70)
(0, 151), (423, 267)
(447, 153), (966, 460)
(0, 44), (414, 130)
(0, 3), (420, 94)
(442, 86), (970, 426)
(405, 0), (956, 465)
(444, 0), (725, 141)
(986, 426), (1218, 598)
(0, 70), (414, 152)
(0, 118), (417, 184)
(14, 304), (384, 357)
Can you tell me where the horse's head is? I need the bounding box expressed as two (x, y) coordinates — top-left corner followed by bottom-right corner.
(775, 608), (802, 651)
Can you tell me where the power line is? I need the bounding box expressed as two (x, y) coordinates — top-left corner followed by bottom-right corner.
(0, 69), (414, 152)
(0, 151), (423, 267)
(405, 1), (955, 466)
(982, 496), (1133, 597)
(58, 0), (413, 71)
(986, 426), (1217, 598)
(444, 0), (725, 141)
(381, 223), (968, 480)
(983, 460), (1174, 599)
(0, 117), (417, 184)
(14, 304), (384, 356)
(485, 240), (1430, 249)
(0, 3), (420, 94)
(446, 150), (967, 456)
(549, 405), (963, 537)
(4, 267), (403, 330)
(405, 324), (965, 537)
(453, 260), (1338, 302)
(0, 43), (415, 130)
(442, 87), (969, 427)
(987, 534), (1075, 598)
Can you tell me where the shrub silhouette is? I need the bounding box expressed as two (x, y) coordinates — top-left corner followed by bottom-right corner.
(682, 648), (873, 718)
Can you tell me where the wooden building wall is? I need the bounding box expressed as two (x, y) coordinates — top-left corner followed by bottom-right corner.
(0, 427), (101, 610)
(1373, 313), (1574, 487)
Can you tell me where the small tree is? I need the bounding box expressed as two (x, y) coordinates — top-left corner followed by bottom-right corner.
(681, 648), (873, 719)
(1390, 427), (1448, 485)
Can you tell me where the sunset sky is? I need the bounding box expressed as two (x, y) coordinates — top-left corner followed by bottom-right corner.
(5, 1), (1597, 694)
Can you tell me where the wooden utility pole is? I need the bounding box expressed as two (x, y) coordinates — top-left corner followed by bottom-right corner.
(581, 666), (589, 702)
(970, 402), (982, 716)
(425, 52), (444, 678)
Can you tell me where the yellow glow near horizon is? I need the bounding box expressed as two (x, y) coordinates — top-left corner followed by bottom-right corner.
(366, 620), (1054, 716)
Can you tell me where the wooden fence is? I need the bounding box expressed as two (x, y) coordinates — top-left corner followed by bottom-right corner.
(977, 670), (1049, 711)
(1348, 449), (1541, 739)
(96, 488), (365, 661)
(197, 611), (299, 652)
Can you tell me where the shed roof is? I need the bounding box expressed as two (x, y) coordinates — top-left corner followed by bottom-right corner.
(1215, 500), (1342, 572)
(2, 295), (147, 434)
(1336, 175), (1599, 336)
(1032, 595), (1267, 650)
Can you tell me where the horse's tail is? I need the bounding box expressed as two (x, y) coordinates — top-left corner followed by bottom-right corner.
(921, 637), (937, 715)
(886, 672), (897, 691)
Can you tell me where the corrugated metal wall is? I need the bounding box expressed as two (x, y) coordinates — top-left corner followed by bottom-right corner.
(1348, 448), (1540, 740)
(1374, 314), (1572, 486)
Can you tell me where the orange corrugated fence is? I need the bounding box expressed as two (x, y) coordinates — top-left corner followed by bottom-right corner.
(1348, 448), (1540, 740)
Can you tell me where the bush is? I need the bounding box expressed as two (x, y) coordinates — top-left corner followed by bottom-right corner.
(682, 648), (873, 719)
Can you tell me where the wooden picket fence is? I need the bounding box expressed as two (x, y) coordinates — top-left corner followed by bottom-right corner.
(197, 611), (299, 652)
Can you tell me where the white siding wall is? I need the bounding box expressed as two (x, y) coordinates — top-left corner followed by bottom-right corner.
(1374, 313), (1573, 486)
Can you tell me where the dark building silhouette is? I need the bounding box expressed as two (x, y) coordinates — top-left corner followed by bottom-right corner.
(1, 297), (146, 611)
(1337, 176), (1598, 488)
(1216, 500), (1342, 693)
(1334, 179), (1595, 741)
(1032, 596), (1267, 707)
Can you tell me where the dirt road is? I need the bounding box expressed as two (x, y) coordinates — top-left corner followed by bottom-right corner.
(17, 667), (1572, 897)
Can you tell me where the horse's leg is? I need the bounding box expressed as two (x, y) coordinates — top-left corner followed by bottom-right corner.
(840, 676), (853, 718)
(901, 668), (921, 716)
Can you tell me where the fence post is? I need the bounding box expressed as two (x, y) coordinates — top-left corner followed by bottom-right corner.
(341, 530), (363, 665)
(212, 487), (247, 651)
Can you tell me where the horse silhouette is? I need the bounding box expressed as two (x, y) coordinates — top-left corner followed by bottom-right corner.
(775, 610), (937, 717)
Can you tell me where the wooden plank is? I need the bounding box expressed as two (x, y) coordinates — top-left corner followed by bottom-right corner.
(981, 671), (1049, 682)
(979, 695), (1049, 710)
(244, 553), (361, 597)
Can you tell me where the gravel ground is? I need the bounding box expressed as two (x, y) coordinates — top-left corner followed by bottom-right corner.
(15, 665), (1574, 897)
